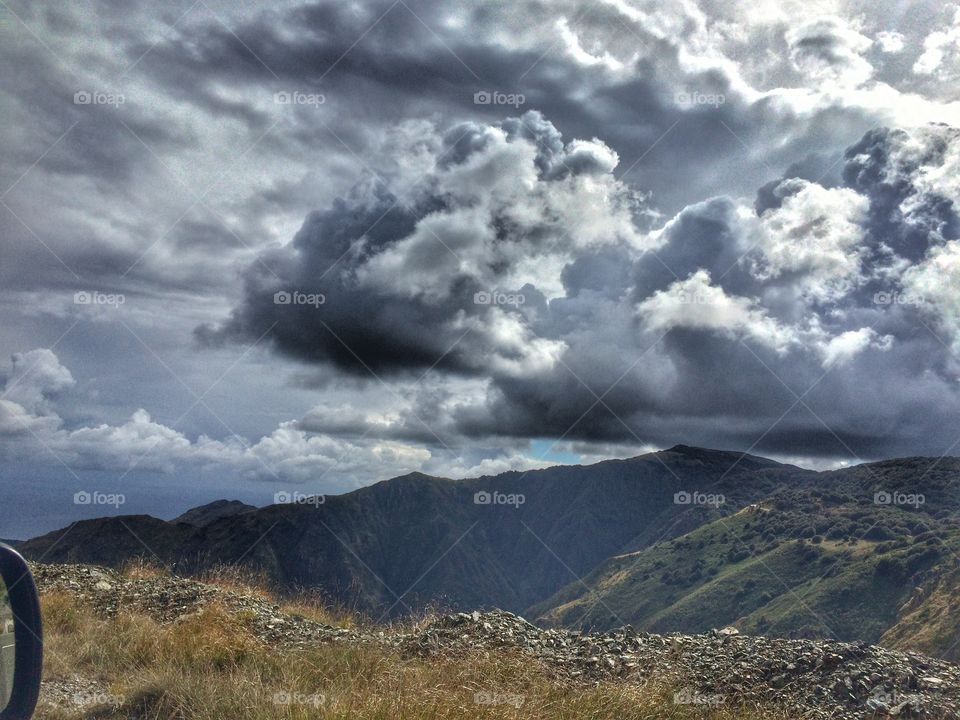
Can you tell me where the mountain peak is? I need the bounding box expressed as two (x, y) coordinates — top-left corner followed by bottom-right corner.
(657, 444), (791, 471)
(662, 444), (740, 459)
(664, 444), (707, 453)
(173, 499), (257, 527)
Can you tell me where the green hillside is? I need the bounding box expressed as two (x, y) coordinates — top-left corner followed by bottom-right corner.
(532, 481), (960, 651)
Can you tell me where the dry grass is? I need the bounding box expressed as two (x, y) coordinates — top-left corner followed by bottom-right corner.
(197, 565), (362, 630)
(116, 561), (361, 630)
(117, 559), (171, 582)
(37, 589), (791, 720)
(191, 563), (277, 601)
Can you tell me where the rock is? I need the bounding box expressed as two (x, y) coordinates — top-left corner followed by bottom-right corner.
(866, 697), (890, 712)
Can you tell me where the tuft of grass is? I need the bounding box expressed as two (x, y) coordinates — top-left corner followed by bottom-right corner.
(41, 592), (84, 636)
(119, 559), (170, 582)
(192, 563), (278, 601)
(277, 592), (360, 630)
(189, 564), (362, 630)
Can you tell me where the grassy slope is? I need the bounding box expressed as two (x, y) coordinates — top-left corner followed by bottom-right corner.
(36, 572), (790, 720)
(880, 564), (960, 662)
(534, 500), (959, 649)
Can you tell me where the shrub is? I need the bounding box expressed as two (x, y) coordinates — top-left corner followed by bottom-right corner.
(874, 556), (908, 579)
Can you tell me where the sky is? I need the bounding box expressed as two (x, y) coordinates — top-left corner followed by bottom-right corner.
(3, 0), (960, 538)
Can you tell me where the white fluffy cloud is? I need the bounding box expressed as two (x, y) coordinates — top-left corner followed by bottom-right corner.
(0, 349), (74, 436)
(357, 120), (646, 304)
(636, 270), (798, 352)
(3, 349), (75, 414)
(0, 350), (433, 488)
(913, 6), (960, 76)
(786, 16), (874, 87)
(820, 328), (892, 369)
(903, 241), (960, 351)
(747, 180), (870, 302)
(876, 31), (905, 54)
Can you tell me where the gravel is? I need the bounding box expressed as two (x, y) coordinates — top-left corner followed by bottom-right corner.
(34, 564), (960, 719)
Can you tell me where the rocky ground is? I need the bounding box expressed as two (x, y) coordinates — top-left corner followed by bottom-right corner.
(34, 564), (960, 719)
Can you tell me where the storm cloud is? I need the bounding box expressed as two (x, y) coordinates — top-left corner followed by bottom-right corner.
(208, 117), (960, 460)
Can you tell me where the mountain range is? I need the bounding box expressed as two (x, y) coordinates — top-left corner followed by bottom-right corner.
(19, 445), (960, 659)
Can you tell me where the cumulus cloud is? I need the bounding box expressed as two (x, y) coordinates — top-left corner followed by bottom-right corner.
(913, 6), (960, 76)
(903, 241), (960, 351)
(201, 111), (647, 381)
(208, 117), (960, 461)
(0, 350), (434, 488)
(819, 328), (892, 369)
(876, 31), (905, 54)
(746, 180), (870, 302)
(636, 271), (797, 353)
(786, 16), (874, 87)
(2, 349), (75, 415)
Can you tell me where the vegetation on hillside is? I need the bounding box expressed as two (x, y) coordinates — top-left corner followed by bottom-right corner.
(534, 491), (960, 656)
(36, 567), (790, 720)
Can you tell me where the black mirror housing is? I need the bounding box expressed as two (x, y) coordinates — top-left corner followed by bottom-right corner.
(0, 544), (43, 720)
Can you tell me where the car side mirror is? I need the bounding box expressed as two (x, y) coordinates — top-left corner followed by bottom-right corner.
(0, 544), (42, 720)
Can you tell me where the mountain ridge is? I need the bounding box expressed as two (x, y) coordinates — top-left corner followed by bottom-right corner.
(20, 446), (960, 659)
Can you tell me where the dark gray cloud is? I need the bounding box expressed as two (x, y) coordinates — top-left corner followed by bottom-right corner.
(199, 110), (633, 379)
(117, 0), (898, 216)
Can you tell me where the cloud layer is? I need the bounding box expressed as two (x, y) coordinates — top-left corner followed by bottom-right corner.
(5, 0), (960, 531)
(203, 116), (960, 461)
